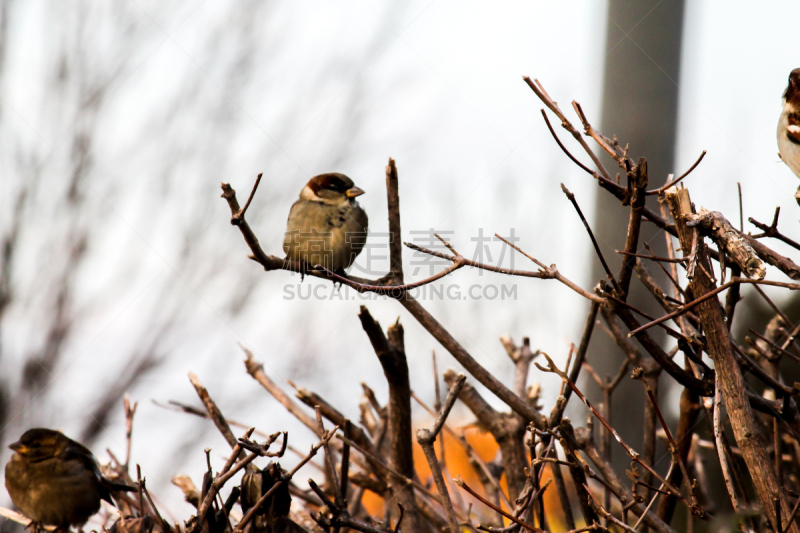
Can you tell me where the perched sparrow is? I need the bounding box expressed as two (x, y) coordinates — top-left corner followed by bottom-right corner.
(283, 173), (368, 274)
(777, 68), (800, 204)
(5, 428), (136, 529)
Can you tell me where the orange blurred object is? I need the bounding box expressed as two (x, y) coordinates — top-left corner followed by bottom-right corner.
(358, 422), (567, 529)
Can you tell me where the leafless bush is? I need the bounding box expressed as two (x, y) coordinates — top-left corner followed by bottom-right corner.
(6, 75), (800, 533)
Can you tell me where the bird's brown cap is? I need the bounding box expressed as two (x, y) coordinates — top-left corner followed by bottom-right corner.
(784, 68), (800, 101)
(307, 173), (363, 197)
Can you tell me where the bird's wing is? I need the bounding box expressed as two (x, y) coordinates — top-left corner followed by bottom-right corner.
(354, 204), (368, 232)
(62, 442), (135, 503)
(345, 205), (369, 258)
(787, 113), (800, 145)
(63, 441), (103, 478)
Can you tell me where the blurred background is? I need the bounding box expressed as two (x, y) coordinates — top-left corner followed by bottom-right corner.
(2, 0), (800, 524)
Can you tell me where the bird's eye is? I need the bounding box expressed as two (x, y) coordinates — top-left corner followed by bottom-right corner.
(29, 442), (40, 448)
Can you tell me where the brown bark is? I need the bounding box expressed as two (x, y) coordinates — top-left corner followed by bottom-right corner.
(656, 387), (700, 523)
(686, 208), (765, 279)
(746, 233), (800, 280)
(357, 306), (422, 532)
(617, 158), (649, 297)
(664, 187), (794, 533)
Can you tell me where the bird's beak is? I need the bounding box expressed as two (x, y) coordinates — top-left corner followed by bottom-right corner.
(9, 441), (28, 454)
(345, 186), (365, 198)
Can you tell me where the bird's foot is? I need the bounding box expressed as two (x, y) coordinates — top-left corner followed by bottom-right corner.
(334, 268), (348, 289)
(25, 521), (43, 533)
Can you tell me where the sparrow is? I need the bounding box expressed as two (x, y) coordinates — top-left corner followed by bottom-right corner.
(5, 428), (136, 530)
(283, 173), (368, 274)
(777, 68), (800, 204)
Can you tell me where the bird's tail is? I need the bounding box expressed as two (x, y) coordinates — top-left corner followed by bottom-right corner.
(103, 478), (138, 492)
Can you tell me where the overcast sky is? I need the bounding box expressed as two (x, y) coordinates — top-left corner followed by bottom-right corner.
(2, 0), (800, 521)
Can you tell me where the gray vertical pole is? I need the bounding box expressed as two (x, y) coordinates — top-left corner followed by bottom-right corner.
(590, 0), (685, 367)
(587, 0), (686, 515)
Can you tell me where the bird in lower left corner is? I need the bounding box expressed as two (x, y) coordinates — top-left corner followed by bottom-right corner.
(777, 68), (800, 205)
(283, 173), (369, 276)
(5, 428), (136, 531)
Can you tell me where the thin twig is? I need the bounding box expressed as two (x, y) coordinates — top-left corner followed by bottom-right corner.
(535, 353), (686, 501)
(750, 209), (800, 252)
(191, 428), (257, 533)
(410, 391), (513, 510)
(646, 151), (707, 195)
(616, 251), (686, 264)
(242, 345), (320, 436)
(455, 477), (542, 533)
(540, 109), (596, 176)
(231, 173), (262, 224)
(748, 330), (800, 365)
(783, 495), (800, 533)
(738, 182), (744, 231)
(188, 372), (247, 461)
(386, 158), (404, 284)
(337, 434), (451, 509)
(561, 183), (622, 294)
(636, 372), (700, 515)
(494, 233), (606, 304)
(123, 394), (137, 471)
(628, 277), (800, 337)
(524, 77), (616, 186)
(554, 302), (599, 423)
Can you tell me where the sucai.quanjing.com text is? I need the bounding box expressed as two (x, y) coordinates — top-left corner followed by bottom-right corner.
(282, 282), (517, 301)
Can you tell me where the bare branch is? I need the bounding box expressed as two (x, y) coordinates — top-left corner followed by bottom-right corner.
(665, 186), (794, 533)
(495, 234), (607, 304)
(617, 158), (648, 298)
(357, 307), (422, 532)
(455, 477), (541, 533)
(561, 184), (622, 295)
(750, 208), (800, 252)
(646, 151), (707, 195)
(188, 372), (246, 461)
(627, 277), (800, 337)
(400, 294), (547, 428)
(416, 374), (466, 533)
(386, 158), (404, 284)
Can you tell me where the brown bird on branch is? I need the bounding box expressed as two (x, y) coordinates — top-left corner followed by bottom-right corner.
(778, 68), (800, 205)
(283, 173), (369, 275)
(5, 428), (136, 531)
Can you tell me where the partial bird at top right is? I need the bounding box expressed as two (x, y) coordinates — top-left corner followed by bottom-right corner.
(778, 68), (800, 205)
